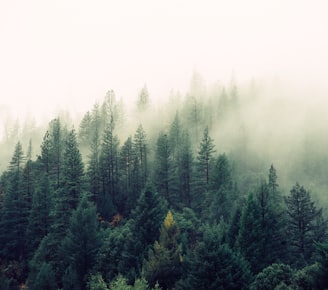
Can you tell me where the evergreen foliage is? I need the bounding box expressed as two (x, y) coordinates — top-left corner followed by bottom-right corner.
(143, 211), (182, 289)
(1, 83), (328, 289)
(285, 183), (322, 265)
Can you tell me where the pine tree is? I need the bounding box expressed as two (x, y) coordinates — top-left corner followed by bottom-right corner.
(120, 186), (167, 280)
(196, 126), (215, 188)
(87, 103), (102, 205)
(0, 142), (28, 261)
(237, 185), (287, 273)
(78, 111), (92, 147)
(177, 131), (193, 208)
(26, 173), (53, 256)
(285, 183), (322, 265)
(193, 127), (215, 212)
(49, 118), (63, 190)
(99, 120), (120, 217)
(209, 154), (234, 223)
(169, 112), (182, 161)
(185, 225), (251, 290)
(29, 262), (57, 290)
(40, 130), (52, 174)
(143, 211), (182, 289)
(23, 139), (34, 203)
(61, 129), (84, 209)
(154, 132), (174, 205)
(119, 136), (136, 215)
(39, 118), (67, 190)
(134, 125), (148, 190)
(94, 222), (133, 282)
(50, 129), (84, 242)
(61, 195), (101, 290)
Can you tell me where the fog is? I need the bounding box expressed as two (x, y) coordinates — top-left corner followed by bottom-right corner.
(1, 1), (328, 203)
(1, 0), (328, 121)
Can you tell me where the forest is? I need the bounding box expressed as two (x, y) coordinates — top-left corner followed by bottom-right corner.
(0, 75), (328, 290)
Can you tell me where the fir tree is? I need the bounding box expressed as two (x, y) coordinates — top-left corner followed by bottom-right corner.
(61, 195), (101, 290)
(143, 211), (182, 289)
(185, 225), (251, 290)
(0, 142), (28, 261)
(285, 183), (323, 265)
(99, 120), (120, 217)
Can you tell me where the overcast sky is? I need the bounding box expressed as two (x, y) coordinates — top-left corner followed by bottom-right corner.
(0, 0), (327, 123)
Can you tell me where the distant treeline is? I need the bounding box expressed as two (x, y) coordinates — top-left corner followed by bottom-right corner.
(0, 76), (328, 289)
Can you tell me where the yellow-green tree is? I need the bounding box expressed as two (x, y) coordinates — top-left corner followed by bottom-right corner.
(143, 210), (182, 289)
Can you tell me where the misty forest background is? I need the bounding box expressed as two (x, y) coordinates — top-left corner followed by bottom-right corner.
(1, 73), (328, 289)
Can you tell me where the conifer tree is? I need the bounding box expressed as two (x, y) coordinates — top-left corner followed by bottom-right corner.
(99, 119), (120, 217)
(193, 127), (215, 212)
(185, 225), (251, 290)
(61, 195), (101, 290)
(61, 129), (84, 209)
(196, 126), (215, 188)
(169, 112), (182, 161)
(143, 210), (182, 289)
(134, 125), (148, 189)
(155, 132), (174, 205)
(49, 118), (63, 190)
(0, 142), (28, 260)
(78, 111), (92, 147)
(120, 186), (167, 280)
(30, 262), (57, 290)
(285, 183), (323, 265)
(26, 173), (53, 256)
(119, 136), (136, 215)
(209, 153), (234, 223)
(177, 131), (193, 208)
(237, 184), (287, 273)
(87, 103), (102, 205)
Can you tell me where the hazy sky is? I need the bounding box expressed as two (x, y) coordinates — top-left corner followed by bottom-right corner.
(0, 0), (327, 122)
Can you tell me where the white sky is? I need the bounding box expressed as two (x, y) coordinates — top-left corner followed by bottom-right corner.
(0, 0), (328, 123)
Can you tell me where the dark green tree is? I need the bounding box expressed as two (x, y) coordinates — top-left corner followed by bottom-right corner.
(237, 184), (287, 273)
(134, 125), (148, 189)
(86, 103), (102, 206)
(0, 142), (28, 261)
(285, 183), (323, 265)
(49, 118), (64, 190)
(169, 112), (182, 161)
(40, 130), (52, 174)
(177, 131), (193, 208)
(94, 221), (133, 283)
(196, 126), (215, 188)
(28, 130), (84, 288)
(119, 136), (137, 215)
(250, 263), (294, 290)
(61, 129), (84, 209)
(209, 153), (234, 222)
(99, 120), (120, 217)
(61, 195), (101, 290)
(154, 132), (176, 206)
(184, 225), (251, 290)
(312, 242), (328, 289)
(193, 127), (215, 212)
(29, 262), (58, 290)
(26, 173), (53, 256)
(120, 186), (167, 280)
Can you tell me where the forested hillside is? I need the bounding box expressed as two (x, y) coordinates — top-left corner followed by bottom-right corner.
(1, 77), (328, 289)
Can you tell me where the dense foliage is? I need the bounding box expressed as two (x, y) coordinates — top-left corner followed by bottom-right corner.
(0, 77), (327, 289)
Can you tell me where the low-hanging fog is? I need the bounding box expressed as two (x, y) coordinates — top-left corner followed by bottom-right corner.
(1, 0), (328, 204)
